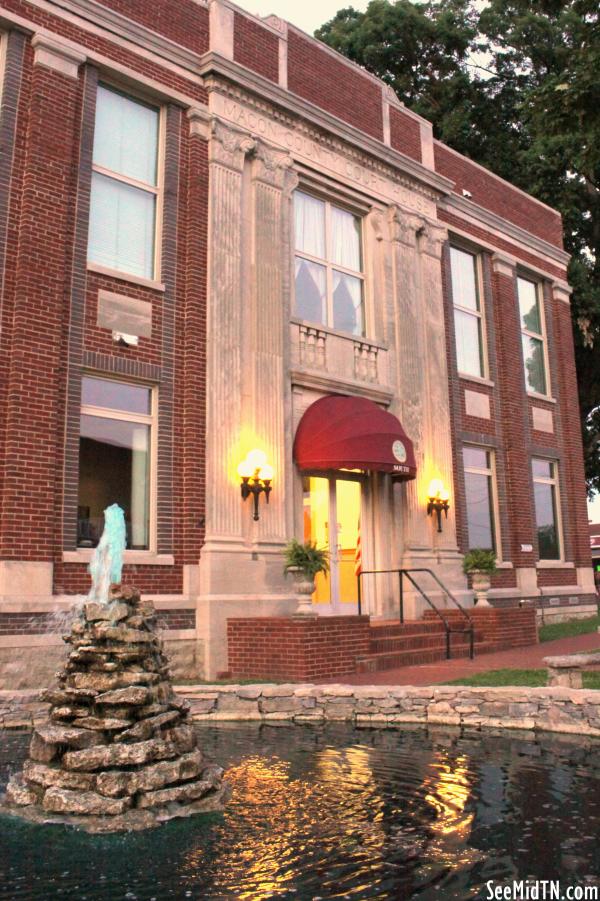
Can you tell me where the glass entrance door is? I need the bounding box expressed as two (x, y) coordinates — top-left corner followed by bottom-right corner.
(302, 475), (361, 614)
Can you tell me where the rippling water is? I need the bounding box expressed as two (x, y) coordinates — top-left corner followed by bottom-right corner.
(1, 724), (599, 900)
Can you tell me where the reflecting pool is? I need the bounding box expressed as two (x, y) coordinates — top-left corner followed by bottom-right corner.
(1, 724), (599, 900)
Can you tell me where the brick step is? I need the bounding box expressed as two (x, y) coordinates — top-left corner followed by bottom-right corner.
(369, 620), (464, 638)
(356, 641), (500, 673)
(370, 630), (483, 654)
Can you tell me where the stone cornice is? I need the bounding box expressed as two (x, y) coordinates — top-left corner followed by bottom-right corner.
(442, 193), (570, 270)
(199, 52), (454, 201)
(44, 0), (205, 75)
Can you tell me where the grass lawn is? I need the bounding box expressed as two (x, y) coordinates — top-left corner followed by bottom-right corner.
(443, 668), (600, 690)
(538, 613), (599, 643)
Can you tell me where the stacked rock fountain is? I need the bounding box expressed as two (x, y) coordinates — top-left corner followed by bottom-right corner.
(1, 504), (229, 832)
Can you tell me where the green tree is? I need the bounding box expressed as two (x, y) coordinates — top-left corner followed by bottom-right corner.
(317, 0), (600, 494)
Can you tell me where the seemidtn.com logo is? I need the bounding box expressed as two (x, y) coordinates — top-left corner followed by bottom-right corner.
(486, 882), (598, 901)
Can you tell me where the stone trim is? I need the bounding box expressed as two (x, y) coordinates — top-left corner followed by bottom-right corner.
(31, 32), (86, 79)
(5, 684), (598, 736)
(62, 65), (98, 551)
(0, 30), (27, 325)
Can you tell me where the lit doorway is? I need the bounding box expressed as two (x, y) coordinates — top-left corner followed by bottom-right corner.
(302, 475), (362, 614)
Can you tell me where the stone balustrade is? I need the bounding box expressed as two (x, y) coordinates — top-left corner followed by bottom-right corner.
(3, 683), (600, 737)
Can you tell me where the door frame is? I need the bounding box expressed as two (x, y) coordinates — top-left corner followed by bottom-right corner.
(302, 470), (365, 615)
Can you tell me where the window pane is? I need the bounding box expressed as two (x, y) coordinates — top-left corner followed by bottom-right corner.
(464, 470), (495, 551)
(463, 447), (489, 471)
(331, 206), (362, 271)
(295, 258), (326, 325)
(522, 334), (547, 394)
(88, 172), (156, 278)
(332, 271), (363, 335)
(532, 458), (553, 480)
(450, 247), (479, 311)
(294, 192), (325, 259)
(454, 309), (483, 377)
(82, 377), (151, 415)
(78, 415), (150, 550)
(518, 277), (541, 334)
(534, 481), (560, 559)
(94, 85), (159, 186)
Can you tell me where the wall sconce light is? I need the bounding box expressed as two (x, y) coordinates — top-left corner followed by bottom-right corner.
(427, 479), (450, 533)
(237, 449), (273, 521)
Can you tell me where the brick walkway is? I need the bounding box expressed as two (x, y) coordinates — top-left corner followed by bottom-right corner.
(320, 630), (600, 686)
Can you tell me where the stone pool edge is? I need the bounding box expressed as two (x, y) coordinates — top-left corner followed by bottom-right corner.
(2, 684), (600, 737)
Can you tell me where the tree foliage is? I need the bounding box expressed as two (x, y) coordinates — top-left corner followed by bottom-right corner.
(316, 0), (600, 494)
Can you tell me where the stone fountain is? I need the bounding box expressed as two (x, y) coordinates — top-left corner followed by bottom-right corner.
(0, 504), (229, 832)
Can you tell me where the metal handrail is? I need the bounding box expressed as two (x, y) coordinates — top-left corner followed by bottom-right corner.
(357, 567), (474, 660)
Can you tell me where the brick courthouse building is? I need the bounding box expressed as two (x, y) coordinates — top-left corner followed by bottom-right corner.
(0, 0), (594, 684)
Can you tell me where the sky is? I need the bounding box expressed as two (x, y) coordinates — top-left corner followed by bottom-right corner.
(235, 0), (368, 35)
(236, 0), (600, 527)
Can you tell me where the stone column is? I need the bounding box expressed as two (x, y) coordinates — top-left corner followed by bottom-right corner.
(388, 207), (464, 611)
(247, 141), (298, 547)
(197, 118), (297, 678)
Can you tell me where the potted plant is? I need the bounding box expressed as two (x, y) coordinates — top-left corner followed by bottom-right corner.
(462, 549), (497, 607)
(283, 538), (329, 616)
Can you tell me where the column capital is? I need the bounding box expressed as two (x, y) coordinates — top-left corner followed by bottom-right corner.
(388, 206), (422, 247)
(209, 118), (256, 171)
(416, 221), (448, 259)
(252, 139), (298, 192)
(31, 33), (86, 80)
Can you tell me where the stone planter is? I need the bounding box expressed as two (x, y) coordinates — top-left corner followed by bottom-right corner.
(286, 566), (318, 617)
(470, 570), (492, 606)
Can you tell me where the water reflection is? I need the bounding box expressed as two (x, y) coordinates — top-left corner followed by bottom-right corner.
(0, 725), (599, 900)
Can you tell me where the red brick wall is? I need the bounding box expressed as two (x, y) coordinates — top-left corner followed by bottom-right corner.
(227, 616), (371, 681)
(389, 106), (421, 162)
(97, 0), (209, 55)
(438, 210), (567, 281)
(0, 46), (82, 561)
(233, 13), (279, 84)
(435, 143), (564, 249)
(287, 30), (384, 141)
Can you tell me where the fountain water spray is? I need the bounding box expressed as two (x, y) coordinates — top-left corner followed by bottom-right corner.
(0, 505), (229, 831)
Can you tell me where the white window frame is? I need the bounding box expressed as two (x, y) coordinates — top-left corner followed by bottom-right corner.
(518, 275), (551, 399)
(532, 457), (564, 562)
(450, 245), (488, 380)
(463, 444), (502, 560)
(88, 82), (165, 286)
(293, 190), (366, 337)
(78, 375), (158, 555)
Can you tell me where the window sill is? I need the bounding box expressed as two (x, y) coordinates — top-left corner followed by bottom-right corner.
(535, 560), (574, 568)
(63, 550), (175, 566)
(459, 373), (495, 389)
(495, 561), (513, 569)
(87, 262), (165, 293)
(527, 391), (556, 405)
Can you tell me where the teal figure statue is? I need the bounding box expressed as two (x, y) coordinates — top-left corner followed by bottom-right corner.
(87, 503), (127, 604)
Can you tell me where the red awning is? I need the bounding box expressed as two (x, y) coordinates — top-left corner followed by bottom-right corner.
(293, 395), (417, 481)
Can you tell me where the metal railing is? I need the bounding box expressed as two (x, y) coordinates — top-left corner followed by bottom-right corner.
(357, 567), (474, 660)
